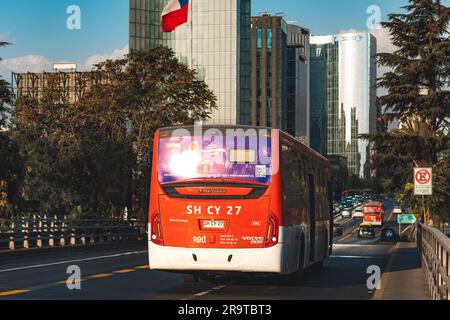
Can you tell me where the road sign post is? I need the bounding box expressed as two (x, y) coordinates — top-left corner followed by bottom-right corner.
(414, 168), (432, 224)
(397, 214), (417, 235)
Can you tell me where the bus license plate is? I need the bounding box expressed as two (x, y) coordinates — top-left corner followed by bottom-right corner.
(202, 220), (225, 230)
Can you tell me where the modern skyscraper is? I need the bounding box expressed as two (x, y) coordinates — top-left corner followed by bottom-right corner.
(249, 14), (310, 142)
(129, 0), (251, 125)
(310, 32), (377, 179)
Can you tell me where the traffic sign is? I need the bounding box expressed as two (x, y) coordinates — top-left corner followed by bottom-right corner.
(397, 214), (417, 225)
(414, 168), (433, 195)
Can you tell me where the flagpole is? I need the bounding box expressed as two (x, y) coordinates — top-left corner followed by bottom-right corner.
(190, 0), (193, 69)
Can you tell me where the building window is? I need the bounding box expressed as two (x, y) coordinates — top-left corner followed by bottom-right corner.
(267, 28), (272, 49)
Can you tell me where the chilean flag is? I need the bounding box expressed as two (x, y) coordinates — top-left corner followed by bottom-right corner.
(162, 0), (190, 33)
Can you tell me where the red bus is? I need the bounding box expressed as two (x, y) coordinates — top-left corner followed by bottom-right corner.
(148, 126), (332, 281)
(363, 202), (384, 226)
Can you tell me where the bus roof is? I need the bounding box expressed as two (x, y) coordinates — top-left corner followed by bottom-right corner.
(158, 125), (330, 167)
(365, 201), (383, 207)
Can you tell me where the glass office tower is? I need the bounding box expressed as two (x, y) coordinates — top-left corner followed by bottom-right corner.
(310, 32), (377, 178)
(129, 0), (251, 125)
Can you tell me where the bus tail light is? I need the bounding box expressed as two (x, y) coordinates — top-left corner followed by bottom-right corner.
(264, 214), (279, 248)
(151, 212), (164, 245)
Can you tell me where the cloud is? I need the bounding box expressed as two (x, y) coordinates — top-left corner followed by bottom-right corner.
(0, 44), (129, 79)
(0, 55), (52, 81)
(2, 55), (52, 73)
(82, 45), (129, 70)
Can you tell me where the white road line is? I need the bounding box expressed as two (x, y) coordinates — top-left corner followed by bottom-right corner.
(194, 291), (211, 297)
(331, 255), (377, 259)
(0, 251), (147, 274)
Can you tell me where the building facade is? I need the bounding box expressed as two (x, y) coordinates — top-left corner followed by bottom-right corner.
(129, 0), (251, 125)
(310, 32), (377, 178)
(286, 24), (310, 144)
(250, 14), (287, 130)
(249, 14), (310, 142)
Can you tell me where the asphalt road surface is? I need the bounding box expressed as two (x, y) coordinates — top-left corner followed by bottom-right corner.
(0, 200), (402, 300)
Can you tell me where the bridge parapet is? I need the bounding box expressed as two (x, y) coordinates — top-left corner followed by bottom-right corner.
(0, 216), (147, 252)
(417, 223), (450, 300)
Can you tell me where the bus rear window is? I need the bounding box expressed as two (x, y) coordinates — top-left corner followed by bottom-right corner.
(365, 207), (381, 213)
(158, 132), (272, 185)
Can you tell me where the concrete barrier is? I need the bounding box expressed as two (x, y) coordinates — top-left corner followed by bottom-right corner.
(0, 216), (146, 252)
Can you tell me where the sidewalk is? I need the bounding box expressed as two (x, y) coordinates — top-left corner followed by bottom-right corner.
(374, 242), (430, 300)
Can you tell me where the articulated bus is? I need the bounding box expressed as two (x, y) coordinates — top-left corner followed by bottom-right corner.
(363, 202), (384, 227)
(148, 126), (333, 281)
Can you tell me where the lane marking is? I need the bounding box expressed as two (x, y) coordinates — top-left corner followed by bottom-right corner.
(0, 251), (147, 274)
(88, 274), (114, 279)
(386, 208), (395, 223)
(113, 269), (136, 274)
(0, 289), (31, 297)
(194, 291), (210, 297)
(372, 242), (399, 300)
(56, 279), (85, 285)
(135, 265), (150, 270)
(331, 255), (377, 259)
(338, 226), (359, 242)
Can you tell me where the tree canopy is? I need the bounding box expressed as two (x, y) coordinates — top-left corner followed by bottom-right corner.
(8, 47), (217, 219)
(364, 0), (450, 222)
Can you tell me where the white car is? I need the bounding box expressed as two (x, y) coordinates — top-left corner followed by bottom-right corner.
(353, 207), (364, 218)
(342, 209), (352, 218)
(393, 206), (403, 214)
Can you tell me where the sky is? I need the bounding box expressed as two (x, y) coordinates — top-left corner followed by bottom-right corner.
(0, 0), (449, 79)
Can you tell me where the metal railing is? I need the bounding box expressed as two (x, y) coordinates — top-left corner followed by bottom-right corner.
(417, 223), (450, 300)
(0, 215), (147, 251)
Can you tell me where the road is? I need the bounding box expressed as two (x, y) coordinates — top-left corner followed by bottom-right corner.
(0, 200), (403, 300)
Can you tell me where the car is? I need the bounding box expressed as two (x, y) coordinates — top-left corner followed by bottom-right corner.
(358, 224), (376, 238)
(353, 206), (364, 218)
(393, 206), (403, 214)
(333, 224), (344, 236)
(341, 208), (353, 218)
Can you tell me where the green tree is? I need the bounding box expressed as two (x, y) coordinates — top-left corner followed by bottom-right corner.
(0, 42), (24, 218)
(363, 0), (450, 222)
(11, 47), (216, 219)
(83, 47), (217, 218)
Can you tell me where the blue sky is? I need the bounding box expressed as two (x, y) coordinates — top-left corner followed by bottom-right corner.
(0, 0), (448, 77)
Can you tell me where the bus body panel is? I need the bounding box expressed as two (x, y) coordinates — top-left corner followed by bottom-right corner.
(149, 225), (308, 274)
(148, 126), (331, 275)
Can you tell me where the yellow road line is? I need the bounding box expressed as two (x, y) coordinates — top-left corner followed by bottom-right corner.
(135, 265), (149, 270)
(386, 209), (395, 223)
(88, 273), (114, 279)
(0, 289), (31, 297)
(113, 269), (136, 274)
(56, 279), (85, 285)
(338, 226), (359, 242)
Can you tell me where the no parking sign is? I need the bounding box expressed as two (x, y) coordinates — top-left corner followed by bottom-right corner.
(414, 168), (433, 196)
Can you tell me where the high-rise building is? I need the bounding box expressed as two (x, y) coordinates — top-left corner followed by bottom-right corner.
(129, 0), (251, 126)
(249, 14), (310, 142)
(286, 24), (310, 144)
(250, 14), (287, 130)
(310, 32), (377, 179)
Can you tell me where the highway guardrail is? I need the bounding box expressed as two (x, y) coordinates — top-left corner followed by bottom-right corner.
(0, 216), (147, 251)
(417, 223), (450, 300)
